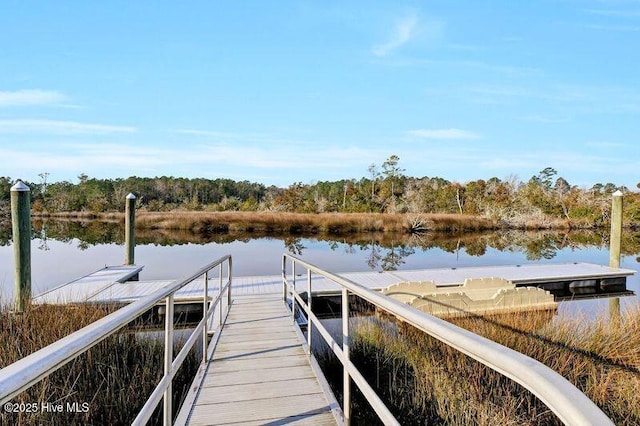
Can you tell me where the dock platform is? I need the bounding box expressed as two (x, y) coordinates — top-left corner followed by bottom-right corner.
(176, 295), (340, 425)
(32, 265), (143, 304)
(33, 262), (635, 305)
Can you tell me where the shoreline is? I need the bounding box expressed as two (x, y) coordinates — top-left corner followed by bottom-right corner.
(28, 210), (634, 233)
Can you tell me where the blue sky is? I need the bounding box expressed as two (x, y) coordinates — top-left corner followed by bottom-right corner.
(1, 1), (639, 188)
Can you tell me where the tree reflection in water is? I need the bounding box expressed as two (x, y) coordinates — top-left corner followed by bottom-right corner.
(1, 219), (638, 271)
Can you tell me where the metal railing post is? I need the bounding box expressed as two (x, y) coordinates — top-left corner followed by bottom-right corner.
(219, 264), (223, 326)
(291, 261), (296, 322)
(307, 269), (312, 354)
(227, 258), (232, 310)
(203, 272), (208, 364)
(282, 255), (287, 302)
(164, 294), (174, 425)
(342, 288), (351, 425)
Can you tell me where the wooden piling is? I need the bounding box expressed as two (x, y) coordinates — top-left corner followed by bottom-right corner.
(609, 190), (623, 320)
(125, 193), (136, 266)
(11, 180), (31, 312)
(609, 190), (623, 269)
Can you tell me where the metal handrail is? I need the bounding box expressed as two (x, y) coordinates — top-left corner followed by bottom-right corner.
(0, 254), (232, 426)
(282, 254), (613, 426)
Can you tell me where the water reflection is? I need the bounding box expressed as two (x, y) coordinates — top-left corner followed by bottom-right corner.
(6, 219), (637, 263)
(0, 219), (638, 310)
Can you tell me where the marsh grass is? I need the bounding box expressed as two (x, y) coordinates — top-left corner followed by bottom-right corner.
(133, 211), (497, 235)
(0, 304), (199, 425)
(318, 306), (640, 425)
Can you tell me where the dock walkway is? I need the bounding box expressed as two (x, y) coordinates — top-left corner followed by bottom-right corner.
(178, 295), (339, 425)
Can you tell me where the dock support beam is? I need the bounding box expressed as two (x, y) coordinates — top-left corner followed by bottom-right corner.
(11, 180), (31, 313)
(609, 190), (623, 319)
(125, 193), (136, 266)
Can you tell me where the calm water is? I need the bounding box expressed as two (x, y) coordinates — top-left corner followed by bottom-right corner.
(0, 221), (638, 316)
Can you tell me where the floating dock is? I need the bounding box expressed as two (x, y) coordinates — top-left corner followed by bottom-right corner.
(32, 262), (635, 306)
(382, 277), (558, 318)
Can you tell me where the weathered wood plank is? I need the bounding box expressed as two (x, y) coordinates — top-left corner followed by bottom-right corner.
(196, 378), (324, 404)
(207, 357), (311, 374)
(189, 393), (334, 425)
(201, 365), (316, 388)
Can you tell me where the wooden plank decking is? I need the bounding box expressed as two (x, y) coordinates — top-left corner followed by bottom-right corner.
(180, 295), (339, 425)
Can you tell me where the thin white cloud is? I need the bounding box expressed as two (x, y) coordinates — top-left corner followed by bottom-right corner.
(384, 58), (539, 76)
(175, 129), (236, 137)
(586, 24), (640, 32)
(174, 129), (275, 141)
(372, 12), (419, 57)
(0, 139), (386, 184)
(585, 141), (628, 149)
(583, 9), (640, 18)
(518, 115), (570, 123)
(0, 119), (137, 134)
(407, 128), (481, 140)
(0, 90), (68, 107)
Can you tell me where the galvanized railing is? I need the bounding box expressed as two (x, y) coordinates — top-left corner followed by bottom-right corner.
(282, 254), (613, 426)
(0, 255), (232, 426)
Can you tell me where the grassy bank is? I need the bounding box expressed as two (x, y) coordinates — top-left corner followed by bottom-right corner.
(33, 209), (637, 234)
(0, 304), (199, 425)
(36, 211), (501, 233)
(318, 307), (640, 425)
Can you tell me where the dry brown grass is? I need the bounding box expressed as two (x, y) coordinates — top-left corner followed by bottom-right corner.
(132, 211), (498, 234)
(33, 211), (121, 222)
(0, 304), (199, 425)
(321, 305), (640, 424)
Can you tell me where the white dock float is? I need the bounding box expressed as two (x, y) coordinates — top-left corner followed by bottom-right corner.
(178, 295), (339, 425)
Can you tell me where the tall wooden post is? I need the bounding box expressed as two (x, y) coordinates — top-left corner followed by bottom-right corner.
(609, 190), (623, 320)
(11, 180), (31, 312)
(125, 193), (136, 266)
(609, 190), (623, 269)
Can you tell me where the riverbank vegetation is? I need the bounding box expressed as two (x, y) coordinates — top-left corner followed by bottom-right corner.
(2, 157), (639, 230)
(0, 304), (199, 425)
(317, 306), (640, 425)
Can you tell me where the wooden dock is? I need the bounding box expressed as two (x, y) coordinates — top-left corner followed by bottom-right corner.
(176, 295), (340, 425)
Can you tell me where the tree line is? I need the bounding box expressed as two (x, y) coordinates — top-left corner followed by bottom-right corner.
(1, 156), (639, 227)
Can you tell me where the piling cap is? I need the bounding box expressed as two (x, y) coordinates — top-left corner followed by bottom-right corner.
(613, 190), (623, 197)
(126, 193), (136, 199)
(10, 180), (30, 192)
